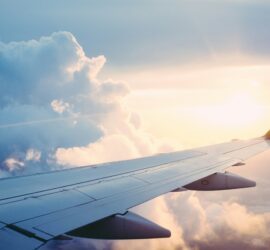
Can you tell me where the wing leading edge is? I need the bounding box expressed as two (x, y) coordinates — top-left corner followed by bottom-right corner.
(0, 131), (269, 249)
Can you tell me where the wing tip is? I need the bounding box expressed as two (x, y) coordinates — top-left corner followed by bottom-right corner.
(264, 130), (270, 140)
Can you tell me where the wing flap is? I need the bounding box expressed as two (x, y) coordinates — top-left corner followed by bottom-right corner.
(0, 189), (93, 224)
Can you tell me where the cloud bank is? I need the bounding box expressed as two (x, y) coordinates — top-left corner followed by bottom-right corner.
(0, 31), (169, 176)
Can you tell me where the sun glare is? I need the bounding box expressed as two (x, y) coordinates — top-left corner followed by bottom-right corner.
(195, 91), (264, 127)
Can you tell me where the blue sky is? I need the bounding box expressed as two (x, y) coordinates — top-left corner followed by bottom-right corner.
(2, 0), (270, 67)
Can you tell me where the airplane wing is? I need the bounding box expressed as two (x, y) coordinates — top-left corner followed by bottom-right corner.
(0, 131), (270, 249)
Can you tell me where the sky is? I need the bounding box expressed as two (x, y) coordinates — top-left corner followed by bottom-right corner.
(1, 0), (270, 249)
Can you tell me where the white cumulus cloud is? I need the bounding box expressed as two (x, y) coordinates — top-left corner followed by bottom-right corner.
(0, 31), (160, 176)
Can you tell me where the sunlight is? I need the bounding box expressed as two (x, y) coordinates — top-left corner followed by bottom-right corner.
(195, 91), (265, 128)
(124, 64), (270, 144)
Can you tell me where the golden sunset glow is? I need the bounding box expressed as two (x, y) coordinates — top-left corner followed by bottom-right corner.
(194, 92), (265, 127)
(123, 64), (270, 147)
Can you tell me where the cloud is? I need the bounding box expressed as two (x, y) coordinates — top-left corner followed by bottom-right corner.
(41, 237), (112, 250)
(54, 134), (141, 166)
(165, 192), (270, 250)
(0, 31), (162, 176)
(50, 100), (70, 114)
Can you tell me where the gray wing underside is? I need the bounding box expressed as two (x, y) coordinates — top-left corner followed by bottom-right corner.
(0, 137), (269, 249)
